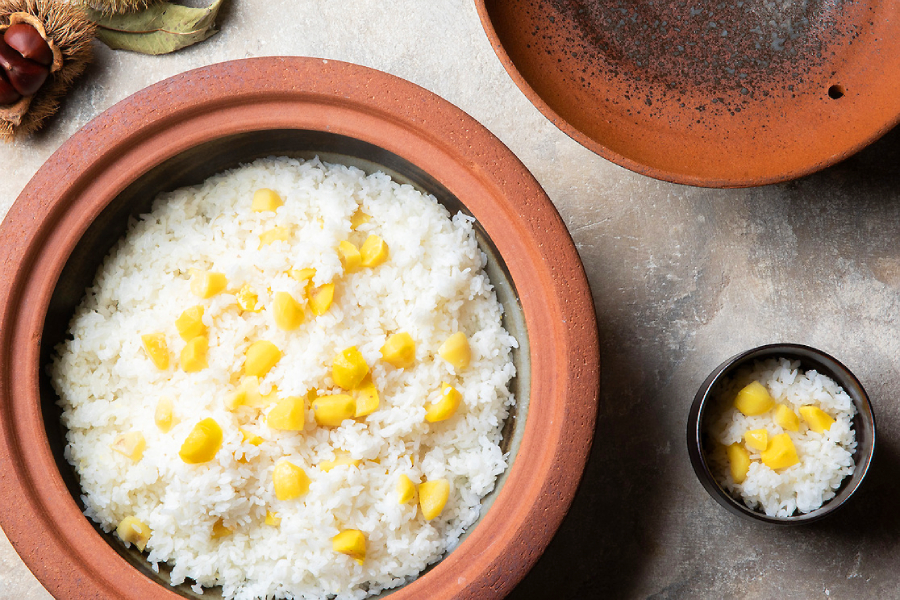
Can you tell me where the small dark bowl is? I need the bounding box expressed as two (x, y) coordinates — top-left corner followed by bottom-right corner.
(687, 344), (875, 524)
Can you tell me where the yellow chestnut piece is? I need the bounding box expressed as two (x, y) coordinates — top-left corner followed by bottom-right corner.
(175, 305), (206, 341)
(360, 235), (388, 267)
(308, 283), (335, 316)
(320, 452), (361, 472)
(141, 333), (169, 370)
(332, 346), (369, 390)
(236, 284), (261, 313)
(265, 510), (281, 526)
(397, 474), (417, 504)
(338, 240), (362, 273)
(111, 431), (146, 462)
(272, 291), (305, 331)
(725, 443), (751, 483)
(237, 376), (278, 410)
(180, 335), (209, 372)
(760, 433), (800, 470)
(239, 427), (264, 446)
(259, 385), (280, 408)
(252, 188), (283, 212)
(288, 267), (316, 283)
(116, 516), (151, 552)
(236, 426), (263, 464)
(332, 529), (366, 565)
(313, 394), (356, 427)
(155, 396), (176, 433)
(350, 208), (371, 229)
(178, 418), (223, 464)
(799, 406), (836, 433)
(190, 270), (227, 299)
(743, 429), (768, 452)
(354, 374), (379, 418)
(418, 479), (450, 520)
(734, 381), (775, 416)
(244, 341), (282, 377)
(774, 404), (800, 432)
(272, 459), (310, 500)
(226, 377), (260, 410)
(381, 332), (416, 369)
(259, 226), (291, 248)
(211, 519), (232, 539)
(438, 331), (471, 371)
(425, 383), (462, 423)
(267, 395), (306, 431)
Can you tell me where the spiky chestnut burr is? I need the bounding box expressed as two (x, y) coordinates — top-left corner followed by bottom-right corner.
(0, 0), (95, 141)
(75, 0), (160, 15)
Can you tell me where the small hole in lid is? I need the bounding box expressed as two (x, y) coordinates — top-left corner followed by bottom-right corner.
(828, 85), (845, 100)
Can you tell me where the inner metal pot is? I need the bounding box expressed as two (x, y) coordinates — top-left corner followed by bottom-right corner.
(39, 129), (532, 598)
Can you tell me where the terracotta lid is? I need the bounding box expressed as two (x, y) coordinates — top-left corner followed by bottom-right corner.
(477, 0), (900, 187)
(0, 58), (599, 599)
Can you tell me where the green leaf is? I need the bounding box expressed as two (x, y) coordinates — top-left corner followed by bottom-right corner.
(87, 0), (225, 55)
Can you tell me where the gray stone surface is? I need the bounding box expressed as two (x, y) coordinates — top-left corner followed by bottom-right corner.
(2, 1), (899, 598)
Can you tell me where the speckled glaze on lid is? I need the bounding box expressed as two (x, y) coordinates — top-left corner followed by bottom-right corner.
(477, 0), (900, 187)
(0, 58), (599, 599)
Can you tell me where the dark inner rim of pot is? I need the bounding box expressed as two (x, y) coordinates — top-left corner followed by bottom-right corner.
(38, 129), (530, 599)
(699, 349), (871, 519)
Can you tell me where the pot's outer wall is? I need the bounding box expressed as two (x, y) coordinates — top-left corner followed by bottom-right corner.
(0, 58), (600, 599)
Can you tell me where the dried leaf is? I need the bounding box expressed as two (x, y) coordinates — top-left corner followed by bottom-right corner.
(87, 0), (223, 55)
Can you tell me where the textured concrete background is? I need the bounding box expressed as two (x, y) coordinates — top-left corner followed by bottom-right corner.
(2, 1), (899, 598)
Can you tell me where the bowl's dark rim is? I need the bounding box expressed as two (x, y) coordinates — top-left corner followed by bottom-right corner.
(474, 0), (900, 188)
(0, 57), (600, 599)
(687, 343), (876, 524)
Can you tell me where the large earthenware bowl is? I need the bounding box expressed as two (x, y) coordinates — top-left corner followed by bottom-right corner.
(477, 0), (900, 187)
(0, 58), (599, 599)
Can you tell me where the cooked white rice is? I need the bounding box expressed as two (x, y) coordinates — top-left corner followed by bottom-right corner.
(707, 358), (856, 517)
(50, 156), (517, 599)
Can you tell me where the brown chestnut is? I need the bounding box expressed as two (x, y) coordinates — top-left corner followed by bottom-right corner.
(0, 37), (48, 97)
(0, 68), (21, 105)
(4, 24), (53, 66)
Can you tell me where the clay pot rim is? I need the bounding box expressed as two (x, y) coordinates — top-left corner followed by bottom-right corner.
(475, 0), (900, 188)
(0, 57), (600, 599)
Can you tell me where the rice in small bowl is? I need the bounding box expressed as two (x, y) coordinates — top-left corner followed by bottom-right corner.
(688, 344), (875, 524)
(50, 156), (518, 599)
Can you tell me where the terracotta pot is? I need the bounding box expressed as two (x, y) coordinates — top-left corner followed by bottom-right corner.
(0, 58), (599, 599)
(476, 0), (900, 187)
